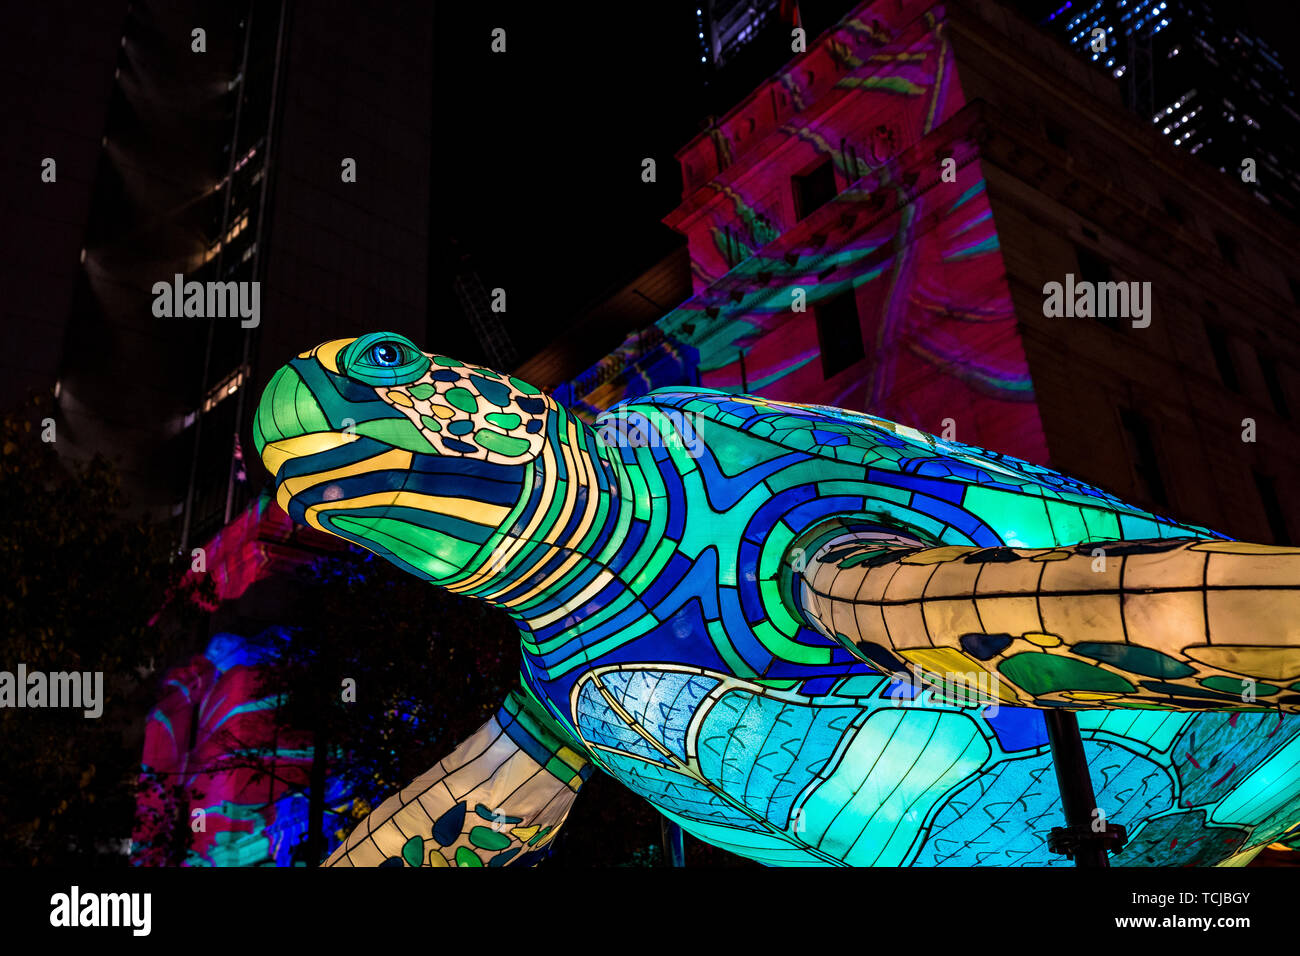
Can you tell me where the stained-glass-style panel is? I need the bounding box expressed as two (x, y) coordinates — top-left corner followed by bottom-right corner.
(254, 335), (1300, 866)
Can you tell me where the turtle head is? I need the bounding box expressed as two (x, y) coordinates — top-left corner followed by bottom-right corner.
(253, 332), (553, 583)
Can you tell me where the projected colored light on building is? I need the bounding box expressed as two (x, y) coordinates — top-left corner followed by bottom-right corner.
(133, 630), (353, 866)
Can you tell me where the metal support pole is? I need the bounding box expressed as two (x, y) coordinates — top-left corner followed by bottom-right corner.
(660, 818), (685, 867)
(1044, 709), (1125, 867)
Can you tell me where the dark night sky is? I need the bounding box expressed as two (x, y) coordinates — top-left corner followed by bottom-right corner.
(431, 0), (1300, 367)
(430, 1), (707, 364)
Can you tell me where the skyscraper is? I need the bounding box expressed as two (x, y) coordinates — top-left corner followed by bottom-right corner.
(1023, 0), (1300, 221)
(6, 1), (436, 551)
(699, 0), (786, 71)
(695, 0), (863, 113)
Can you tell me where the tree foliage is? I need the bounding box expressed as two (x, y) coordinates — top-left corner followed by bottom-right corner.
(247, 547), (520, 862)
(0, 393), (747, 866)
(248, 547), (753, 866)
(0, 394), (203, 865)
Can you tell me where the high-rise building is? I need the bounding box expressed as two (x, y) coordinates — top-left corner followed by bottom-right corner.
(1019, 0), (1300, 221)
(4, 1), (436, 552)
(699, 0), (786, 70)
(695, 0), (864, 112)
(1, 0), (128, 410)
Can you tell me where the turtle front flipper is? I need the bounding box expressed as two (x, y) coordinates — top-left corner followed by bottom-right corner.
(788, 531), (1300, 712)
(325, 686), (593, 867)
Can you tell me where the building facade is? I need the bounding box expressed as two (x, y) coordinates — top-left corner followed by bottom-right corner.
(553, 0), (1300, 551)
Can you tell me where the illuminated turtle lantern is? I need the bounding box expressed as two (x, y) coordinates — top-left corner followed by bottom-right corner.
(255, 332), (1300, 867)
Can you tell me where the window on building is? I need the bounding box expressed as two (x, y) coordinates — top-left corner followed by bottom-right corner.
(1214, 230), (1238, 266)
(1162, 196), (1186, 223)
(1075, 245), (1112, 285)
(1253, 470), (1292, 544)
(1204, 323), (1239, 391)
(1075, 245), (1121, 329)
(842, 142), (861, 183)
(1256, 349), (1291, 418)
(793, 159), (838, 222)
(1119, 407), (1169, 506)
(814, 292), (865, 378)
(724, 225), (740, 266)
(1044, 120), (1069, 149)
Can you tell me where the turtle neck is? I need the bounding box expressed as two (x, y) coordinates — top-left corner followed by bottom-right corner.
(440, 404), (638, 633)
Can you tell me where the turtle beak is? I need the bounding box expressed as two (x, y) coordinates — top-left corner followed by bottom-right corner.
(254, 364), (353, 479)
(260, 432), (361, 479)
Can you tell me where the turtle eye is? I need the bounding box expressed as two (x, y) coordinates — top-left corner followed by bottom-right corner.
(341, 332), (430, 386)
(369, 342), (406, 367)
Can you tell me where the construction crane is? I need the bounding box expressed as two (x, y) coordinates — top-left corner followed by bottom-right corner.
(449, 237), (518, 371)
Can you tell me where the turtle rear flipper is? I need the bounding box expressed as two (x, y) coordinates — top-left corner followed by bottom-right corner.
(789, 533), (1300, 712)
(325, 686), (593, 867)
